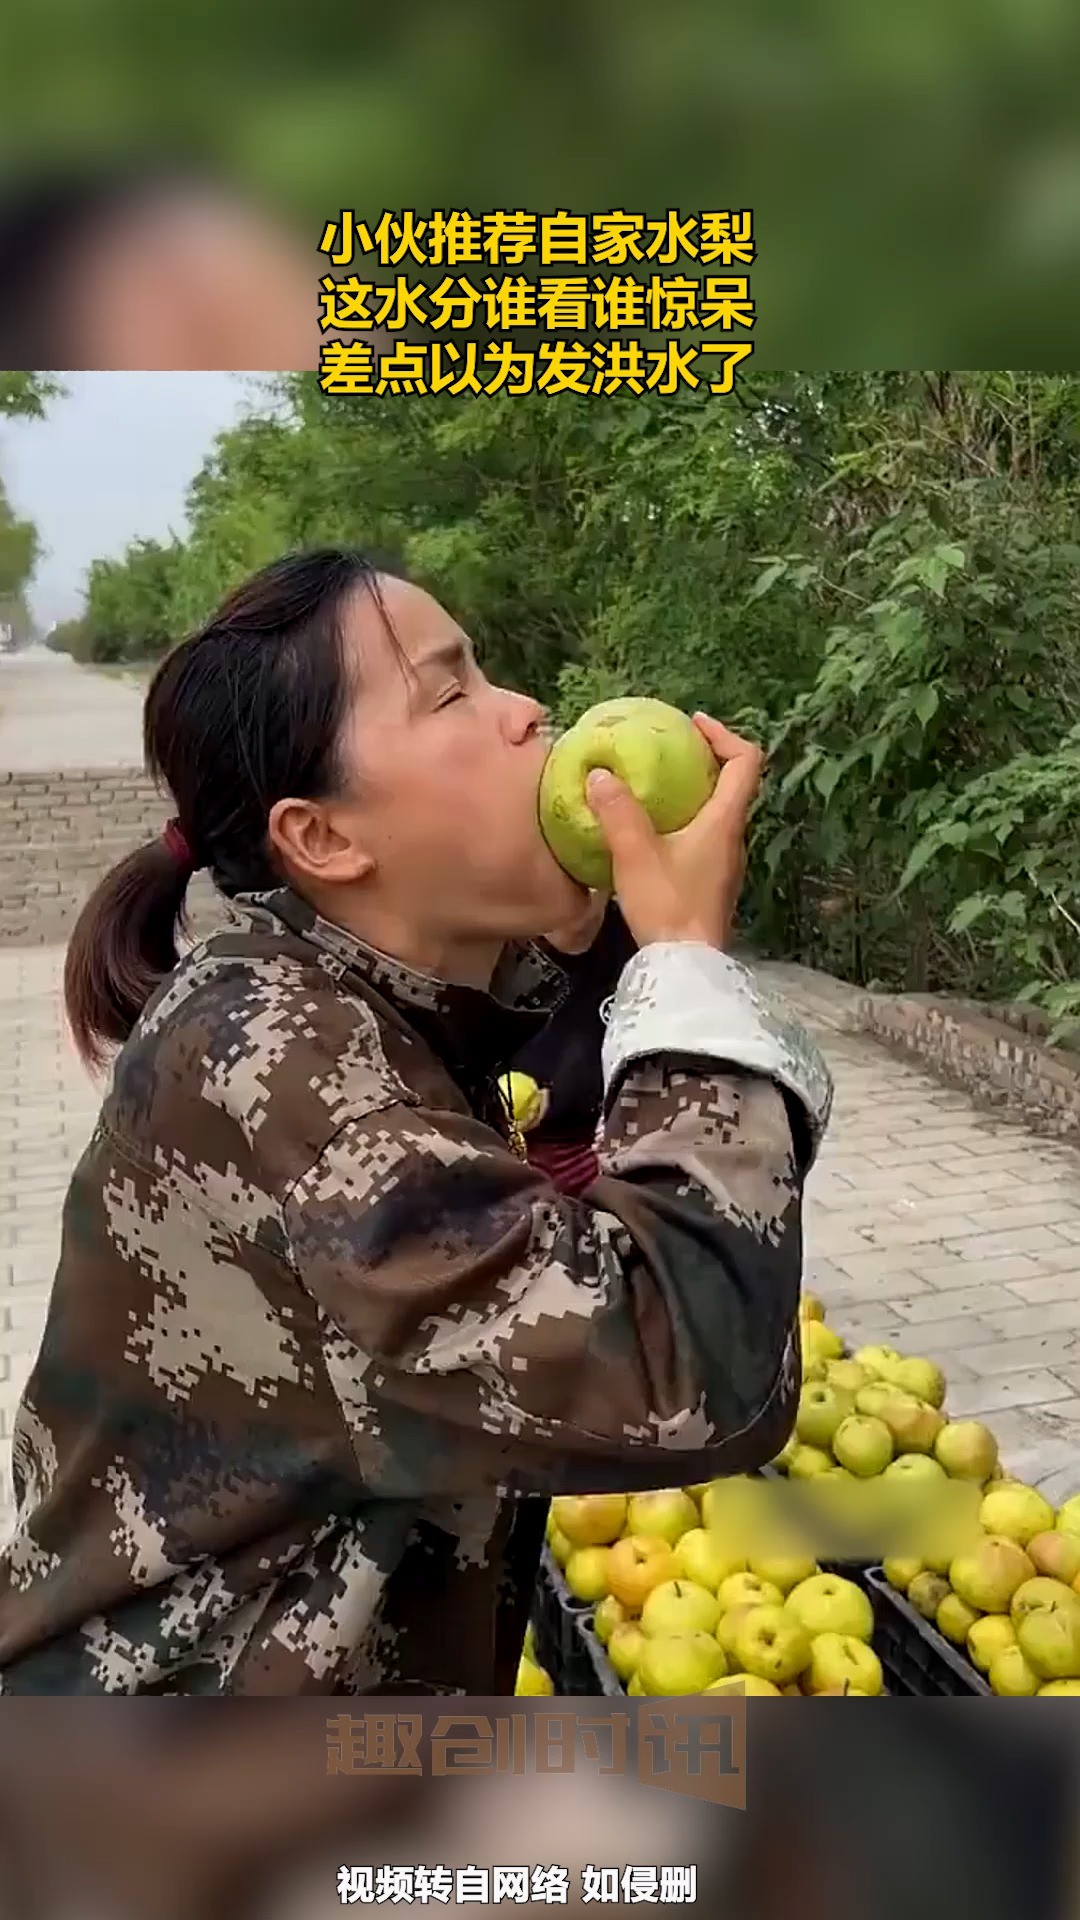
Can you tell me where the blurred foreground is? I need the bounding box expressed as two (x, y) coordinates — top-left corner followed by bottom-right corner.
(2, 2), (1080, 364)
(0, 1702), (1070, 1919)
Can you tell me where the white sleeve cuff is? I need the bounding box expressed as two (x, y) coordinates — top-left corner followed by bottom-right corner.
(601, 942), (834, 1163)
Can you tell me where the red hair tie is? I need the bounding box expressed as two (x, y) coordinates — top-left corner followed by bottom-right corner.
(162, 818), (196, 869)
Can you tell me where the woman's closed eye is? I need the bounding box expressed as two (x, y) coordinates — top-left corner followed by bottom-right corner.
(436, 682), (467, 708)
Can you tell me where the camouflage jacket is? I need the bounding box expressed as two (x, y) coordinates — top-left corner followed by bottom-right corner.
(0, 889), (832, 1694)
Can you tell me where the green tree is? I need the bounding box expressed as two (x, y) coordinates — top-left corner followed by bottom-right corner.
(0, 373), (62, 420)
(66, 368), (1080, 1031)
(84, 537), (183, 662)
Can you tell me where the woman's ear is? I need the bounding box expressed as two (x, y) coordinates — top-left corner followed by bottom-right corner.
(267, 797), (375, 888)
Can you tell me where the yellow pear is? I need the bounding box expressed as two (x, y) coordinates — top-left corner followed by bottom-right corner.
(718, 1572), (785, 1614)
(705, 1673), (782, 1696)
(499, 1071), (547, 1132)
(516, 1656), (555, 1696)
(716, 1602), (760, 1673)
(989, 1645), (1041, 1697)
(551, 1493), (628, 1547)
(882, 1557), (922, 1595)
(891, 1356), (946, 1409)
(937, 1592), (981, 1646)
(593, 1595), (629, 1646)
(979, 1484), (1054, 1548)
(804, 1633), (884, 1697)
(934, 1420), (998, 1482)
(1055, 1493), (1080, 1538)
(967, 1615), (1017, 1674)
(626, 1489), (698, 1547)
(802, 1322), (844, 1370)
(564, 1547), (612, 1605)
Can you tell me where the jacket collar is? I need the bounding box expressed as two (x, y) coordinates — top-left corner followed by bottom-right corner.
(230, 886), (568, 1081)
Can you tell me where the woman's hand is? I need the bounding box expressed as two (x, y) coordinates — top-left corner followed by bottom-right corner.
(586, 714), (764, 952)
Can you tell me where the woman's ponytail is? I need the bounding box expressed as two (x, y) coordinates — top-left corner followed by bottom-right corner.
(63, 836), (193, 1071)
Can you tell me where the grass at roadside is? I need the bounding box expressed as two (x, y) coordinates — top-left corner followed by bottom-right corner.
(86, 661), (157, 690)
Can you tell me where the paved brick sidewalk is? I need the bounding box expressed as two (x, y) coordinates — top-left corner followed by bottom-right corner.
(762, 964), (1080, 1506)
(0, 650), (142, 771)
(0, 946), (99, 1522)
(4, 949), (1080, 1540)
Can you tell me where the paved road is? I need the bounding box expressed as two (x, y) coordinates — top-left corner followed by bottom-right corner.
(0, 649), (142, 770)
(2, 950), (1080, 1536)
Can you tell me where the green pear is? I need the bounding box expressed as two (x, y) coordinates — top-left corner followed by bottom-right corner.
(852, 1346), (902, 1379)
(1010, 1577), (1080, 1628)
(785, 1572), (874, 1642)
(716, 1602), (759, 1672)
(672, 1527), (747, 1592)
(804, 1632), (883, 1697)
(934, 1420), (998, 1482)
(608, 1623), (648, 1683)
(641, 1579), (721, 1639)
(882, 1453), (946, 1488)
(538, 697), (718, 890)
(786, 1444), (834, 1481)
(1017, 1601), (1080, 1681)
(733, 1605), (812, 1687)
(949, 1536), (1034, 1613)
(891, 1356), (946, 1409)
(626, 1488), (698, 1547)
(855, 1383), (897, 1420)
(795, 1382), (856, 1451)
(802, 1321), (845, 1369)
(832, 1415), (894, 1478)
(877, 1392), (945, 1455)
(592, 1594), (629, 1646)
(635, 1631), (727, 1695)
(825, 1359), (872, 1395)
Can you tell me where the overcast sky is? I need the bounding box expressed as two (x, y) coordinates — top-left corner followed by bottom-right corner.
(1, 373), (259, 629)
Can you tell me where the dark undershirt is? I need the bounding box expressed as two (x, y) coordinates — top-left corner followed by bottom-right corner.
(512, 902), (636, 1143)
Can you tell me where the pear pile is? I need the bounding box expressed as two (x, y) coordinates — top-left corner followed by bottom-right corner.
(788, 1297), (1080, 1696)
(778, 1292), (954, 1492)
(529, 1289), (1080, 1697)
(883, 1484), (1080, 1696)
(542, 1471), (884, 1698)
(770, 1297), (1026, 1571)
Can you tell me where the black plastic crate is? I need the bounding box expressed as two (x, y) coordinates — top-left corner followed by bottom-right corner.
(865, 1566), (990, 1696)
(576, 1612), (626, 1697)
(530, 1547), (616, 1695)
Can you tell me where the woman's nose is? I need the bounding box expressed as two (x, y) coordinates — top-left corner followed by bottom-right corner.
(502, 688), (549, 744)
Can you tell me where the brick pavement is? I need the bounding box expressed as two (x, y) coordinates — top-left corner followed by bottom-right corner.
(4, 949), (1080, 1543)
(0, 648), (142, 771)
